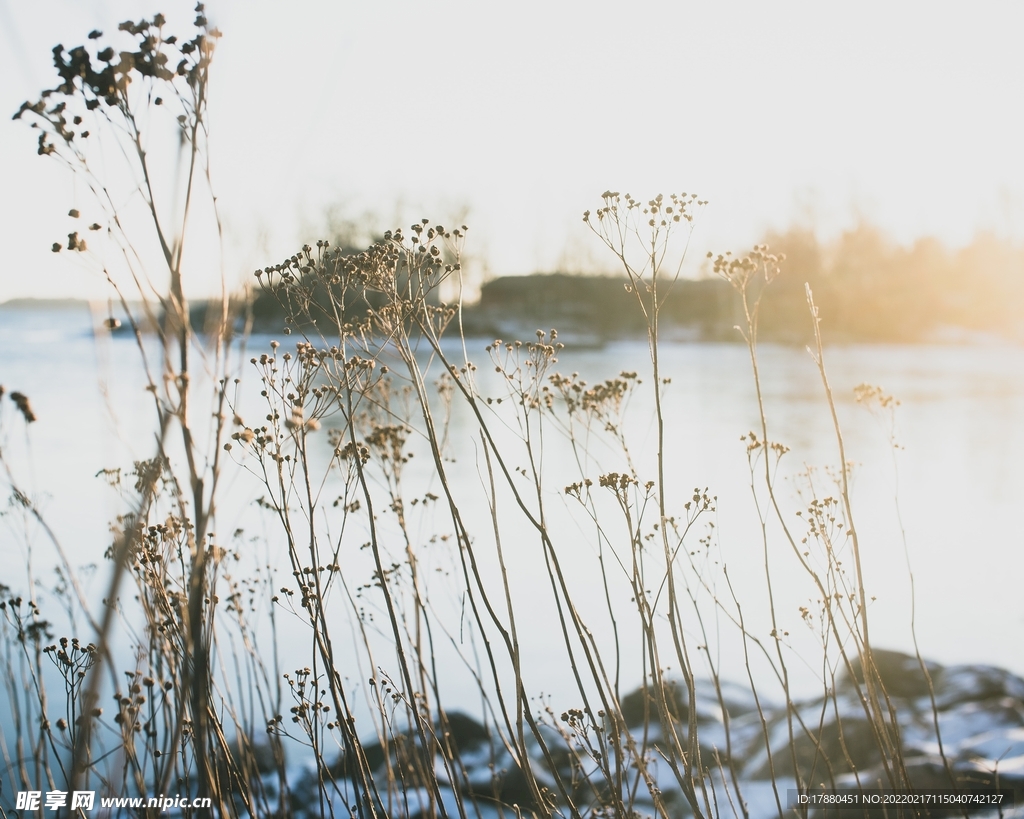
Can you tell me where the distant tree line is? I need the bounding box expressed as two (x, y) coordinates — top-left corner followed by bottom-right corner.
(467, 226), (1024, 343)
(229, 225), (1024, 343)
(756, 225), (1024, 342)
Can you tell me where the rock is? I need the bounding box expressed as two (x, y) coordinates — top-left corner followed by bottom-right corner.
(752, 650), (1024, 798)
(327, 711), (542, 814)
(933, 665), (1024, 711)
(620, 680), (690, 728)
(213, 736), (284, 796)
(435, 710), (490, 753)
(840, 647), (943, 700)
(749, 715), (886, 782)
(619, 678), (761, 730)
(287, 655), (1024, 817)
(816, 756), (1024, 819)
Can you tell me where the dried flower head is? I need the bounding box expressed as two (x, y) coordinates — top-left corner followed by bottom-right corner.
(10, 391), (37, 423)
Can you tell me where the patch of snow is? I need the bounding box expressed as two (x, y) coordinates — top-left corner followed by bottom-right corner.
(961, 727), (1024, 766)
(936, 703), (1024, 747)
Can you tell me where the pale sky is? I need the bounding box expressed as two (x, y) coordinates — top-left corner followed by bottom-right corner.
(2, 0), (1023, 300)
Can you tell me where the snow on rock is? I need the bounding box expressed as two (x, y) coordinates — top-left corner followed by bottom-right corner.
(279, 653), (1024, 816)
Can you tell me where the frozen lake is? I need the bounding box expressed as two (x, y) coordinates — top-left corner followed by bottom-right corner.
(2, 301), (1022, 715)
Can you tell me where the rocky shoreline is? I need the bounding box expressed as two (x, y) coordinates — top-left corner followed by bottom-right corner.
(269, 650), (1024, 818)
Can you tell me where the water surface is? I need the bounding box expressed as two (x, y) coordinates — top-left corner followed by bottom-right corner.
(2, 303), (1022, 711)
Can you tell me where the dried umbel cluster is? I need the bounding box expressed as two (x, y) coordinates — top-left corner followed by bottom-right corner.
(854, 382), (900, 410)
(44, 636), (98, 672)
(1, 387), (38, 423)
(254, 222), (465, 342)
(709, 243), (785, 291)
(13, 3), (221, 272)
(13, 5), (219, 157)
(230, 340), (372, 455)
(740, 429), (790, 460)
(583, 191), (706, 228)
(485, 332), (564, 409)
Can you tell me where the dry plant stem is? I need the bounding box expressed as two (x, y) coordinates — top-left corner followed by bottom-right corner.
(592, 503), (654, 810)
(479, 439), (530, 788)
(808, 669), (842, 791)
(858, 384), (959, 805)
(0, 458), (102, 641)
(395, 335), (555, 815)
(265, 433), (383, 817)
(720, 564), (785, 818)
(648, 240), (705, 803)
(733, 264), (895, 787)
(413, 332), (627, 814)
(732, 275), (804, 812)
(403, 348), (569, 786)
(804, 287), (870, 665)
(805, 285), (908, 789)
(688, 585), (750, 819)
(882, 399), (959, 805)
(517, 399), (630, 810)
(712, 251), (910, 797)
(263, 334), (445, 817)
(423, 334), (675, 819)
(13, 14), (251, 810)
(370, 347), (472, 819)
(72, 426), (167, 788)
(586, 196), (710, 818)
